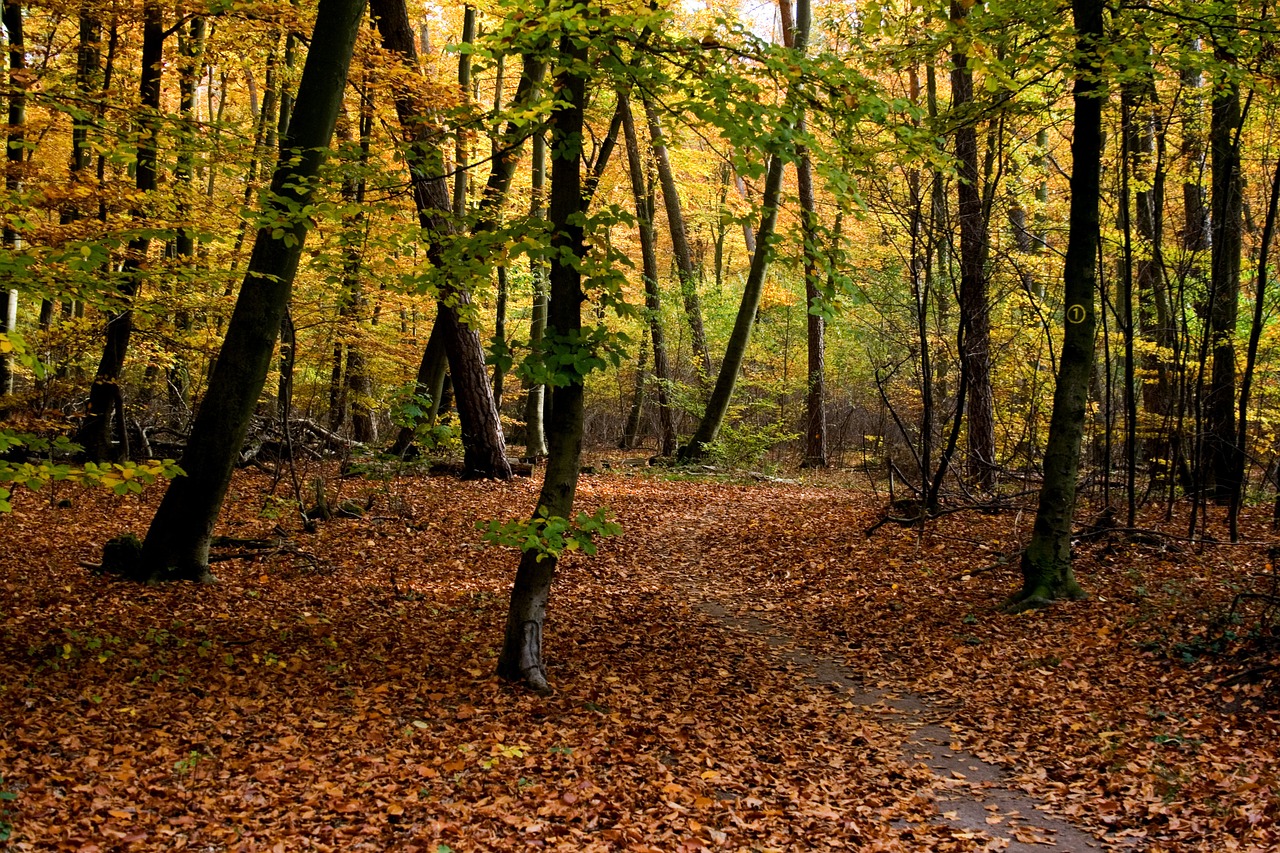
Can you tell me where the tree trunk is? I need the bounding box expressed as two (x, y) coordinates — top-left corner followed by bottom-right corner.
(136, 0), (366, 581)
(523, 129), (549, 459)
(0, 0), (23, 397)
(621, 94), (677, 457)
(950, 0), (995, 490)
(644, 99), (712, 380)
(679, 153), (786, 461)
(390, 318), (447, 456)
(1009, 0), (1103, 610)
(77, 1), (162, 461)
(498, 28), (588, 694)
(1205, 19), (1242, 504)
(372, 0), (511, 479)
(679, 1), (807, 462)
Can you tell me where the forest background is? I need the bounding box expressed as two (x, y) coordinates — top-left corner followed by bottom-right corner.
(3, 0), (1280, 846)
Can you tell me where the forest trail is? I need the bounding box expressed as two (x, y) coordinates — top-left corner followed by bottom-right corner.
(2, 469), (1275, 850)
(645, 496), (1117, 853)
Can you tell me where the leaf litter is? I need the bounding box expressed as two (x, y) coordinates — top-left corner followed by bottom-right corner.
(1, 466), (1277, 851)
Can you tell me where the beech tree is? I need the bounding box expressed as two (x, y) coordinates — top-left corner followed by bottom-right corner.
(133, 0), (367, 581)
(1009, 0), (1104, 610)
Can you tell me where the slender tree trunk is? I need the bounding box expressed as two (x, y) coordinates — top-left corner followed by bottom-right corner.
(1206, 18), (1242, 504)
(679, 1), (808, 462)
(77, 2), (162, 460)
(453, 5), (476, 218)
(1230, 154), (1280, 540)
(644, 99), (712, 380)
(136, 0), (366, 580)
(373, 0), (511, 479)
(779, 0), (824, 469)
(0, 0), (26, 397)
(621, 334), (648, 449)
(1009, 0), (1104, 610)
(621, 94), (676, 456)
(498, 26), (589, 693)
(950, 0), (995, 490)
(523, 129), (549, 459)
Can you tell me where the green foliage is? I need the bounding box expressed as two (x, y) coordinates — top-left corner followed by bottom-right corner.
(0, 431), (184, 512)
(708, 418), (800, 468)
(0, 774), (14, 842)
(478, 505), (621, 562)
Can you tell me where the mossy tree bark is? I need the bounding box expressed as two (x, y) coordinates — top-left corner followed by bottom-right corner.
(523, 129), (550, 460)
(1008, 0), (1104, 611)
(497, 27), (588, 694)
(134, 0), (366, 582)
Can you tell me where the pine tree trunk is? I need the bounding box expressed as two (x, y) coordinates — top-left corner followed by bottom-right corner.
(136, 0), (366, 581)
(1009, 0), (1103, 610)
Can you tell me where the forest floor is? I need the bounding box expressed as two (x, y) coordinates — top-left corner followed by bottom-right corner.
(2, 455), (1279, 851)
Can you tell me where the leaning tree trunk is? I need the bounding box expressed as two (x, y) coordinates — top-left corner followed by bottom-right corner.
(621, 94), (677, 456)
(497, 26), (589, 693)
(679, 3), (808, 462)
(373, 0), (511, 479)
(1008, 0), (1104, 610)
(644, 99), (712, 381)
(134, 0), (366, 582)
(77, 1), (162, 460)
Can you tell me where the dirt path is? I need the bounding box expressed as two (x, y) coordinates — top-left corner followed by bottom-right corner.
(658, 499), (1121, 852)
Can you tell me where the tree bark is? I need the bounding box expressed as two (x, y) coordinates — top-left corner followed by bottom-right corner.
(498, 27), (589, 693)
(644, 99), (712, 380)
(621, 94), (677, 456)
(523, 129), (549, 459)
(136, 0), (366, 581)
(1205, 16), (1242, 504)
(77, 2), (162, 460)
(950, 0), (995, 490)
(1009, 0), (1103, 610)
(372, 0), (511, 479)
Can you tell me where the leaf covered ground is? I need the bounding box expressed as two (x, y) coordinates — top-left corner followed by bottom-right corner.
(2, 464), (1278, 851)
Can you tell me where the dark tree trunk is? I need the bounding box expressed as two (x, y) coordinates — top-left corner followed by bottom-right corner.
(1205, 20), (1242, 504)
(136, 0), (366, 581)
(1230, 154), (1280, 540)
(621, 94), (676, 456)
(950, 0), (995, 490)
(643, 99), (712, 381)
(497, 28), (589, 693)
(372, 0), (511, 479)
(390, 318), (447, 456)
(1009, 0), (1104, 610)
(77, 2), (162, 460)
(679, 1), (807, 462)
